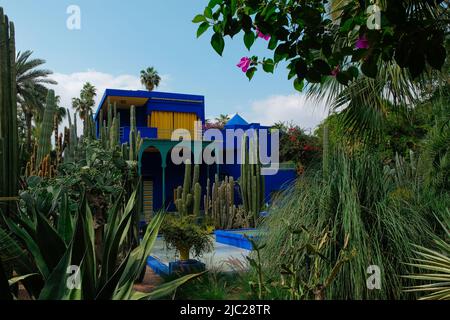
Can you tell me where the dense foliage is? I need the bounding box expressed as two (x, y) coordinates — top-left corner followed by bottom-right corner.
(258, 148), (449, 299)
(195, 0), (448, 88)
(274, 122), (321, 171)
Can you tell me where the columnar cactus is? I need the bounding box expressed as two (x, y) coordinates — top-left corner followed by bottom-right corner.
(83, 110), (95, 141)
(174, 160), (202, 217)
(128, 105), (142, 161)
(240, 134), (265, 227)
(36, 90), (57, 168)
(64, 111), (79, 163)
(0, 8), (18, 216)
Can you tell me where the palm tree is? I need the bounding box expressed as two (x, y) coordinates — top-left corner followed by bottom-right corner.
(15, 50), (56, 150)
(215, 114), (230, 127)
(72, 82), (97, 120)
(140, 67), (161, 91)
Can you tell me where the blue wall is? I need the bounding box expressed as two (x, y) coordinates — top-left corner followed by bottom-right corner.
(141, 150), (214, 212)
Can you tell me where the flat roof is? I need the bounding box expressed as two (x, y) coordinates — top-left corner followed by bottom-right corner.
(94, 89), (205, 120)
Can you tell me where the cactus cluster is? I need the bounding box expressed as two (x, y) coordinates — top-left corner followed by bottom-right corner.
(0, 8), (18, 215)
(26, 138), (62, 178)
(174, 160), (202, 217)
(204, 174), (248, 229)
(240, 134), (265, 226)
(26, 153), (56, 178)
(98, 100), (121, 152)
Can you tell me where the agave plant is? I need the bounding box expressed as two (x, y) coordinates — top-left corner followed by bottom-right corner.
(1, 189), (199, 300)
(403, 215), (450, 300)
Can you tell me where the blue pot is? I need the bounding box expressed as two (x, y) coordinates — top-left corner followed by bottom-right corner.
(169, 259), (206, 275)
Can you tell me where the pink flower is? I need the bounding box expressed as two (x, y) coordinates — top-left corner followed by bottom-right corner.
(331, 65), (340, 77)
(255, 27), (271, 41)
(237, 57), (251, 73)
(355, 34), (369, 49)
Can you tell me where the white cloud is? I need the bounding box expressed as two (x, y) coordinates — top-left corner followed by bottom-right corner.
(49, 70), (171, 133)
(241, 94), (330, 131)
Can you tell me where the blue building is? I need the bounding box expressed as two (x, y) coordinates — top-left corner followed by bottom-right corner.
(94, 89), (296, 217)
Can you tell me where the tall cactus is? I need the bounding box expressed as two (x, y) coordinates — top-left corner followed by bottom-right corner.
(83, 110), (95, 141)
(175, 160), (202, 217)
(128, 105), (142, 161)
(36, 90), (56, 168)
(240, 133), (265, 227)
(0, 8), (18, 216)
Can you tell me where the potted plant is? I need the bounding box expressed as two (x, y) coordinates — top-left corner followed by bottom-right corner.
(161, 214), (213, 274)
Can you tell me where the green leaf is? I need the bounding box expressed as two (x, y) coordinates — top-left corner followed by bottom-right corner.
(204, 7), (213, 19)
(131, 272), (206, 300)
(246, 67), (257, 81)
(241, 14), (252, 31)
(268, 35), (277, 50)
(347, 66), (359, 79)
(361, 56), (378, 78)
(113, 213), (165, 299)
(295, 59), (308, 78)
(57, 193), (73, 245)
(5, 217), (50, 279)
(312, 59), (331, 75)
(230, 0), (237, 15)
(8, 274), (38, 287)
(192, 14), (206, 23)
(426, 44), (446, 71)
(208, 0), (221, 8)
(35, 210), (67, 272)
(103, 190), (137, 282)
(211, 33), (225, 56)
(336, 71), (351, 85)
(263, 59), (275, 73)
(294, 78), (304, 92)
(244, 31), (255, 50)
(38, 244), (73, 300)
(197, 22), (210, 38)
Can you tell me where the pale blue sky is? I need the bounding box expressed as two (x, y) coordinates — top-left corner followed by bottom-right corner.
(1, 0), (327, 128)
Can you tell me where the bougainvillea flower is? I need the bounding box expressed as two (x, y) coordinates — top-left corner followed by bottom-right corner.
(331, 65), (340, 77)
(355, 34), (369, 49)
(255, 27), (271, 41)
(237, 57), (251, 73)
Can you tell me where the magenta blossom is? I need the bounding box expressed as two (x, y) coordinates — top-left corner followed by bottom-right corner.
(355, 34), (369, 49)
(237, 57), (251, 73)
(331, 65), (340, 77)
(255, 27), (271, 41)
